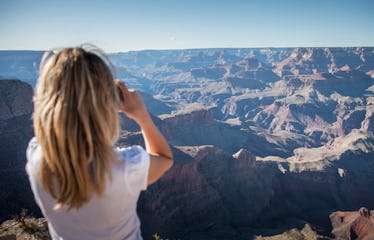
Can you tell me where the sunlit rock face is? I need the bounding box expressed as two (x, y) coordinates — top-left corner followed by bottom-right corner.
(112, 47), (374, 239)
(330, 207), (374, 240)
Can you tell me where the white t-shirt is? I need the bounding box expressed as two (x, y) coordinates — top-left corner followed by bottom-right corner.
(26, 137), (150, 240)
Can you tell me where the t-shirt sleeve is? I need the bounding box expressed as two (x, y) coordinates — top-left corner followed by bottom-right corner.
(25, 137), (43, 207)
(117, 145), (150, 195)
(25, 137), (40, 177)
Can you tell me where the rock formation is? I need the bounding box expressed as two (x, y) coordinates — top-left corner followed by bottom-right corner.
(0, 79), (37, 222)
(330, 207), (374, 240)
(1, 47), (373, 239)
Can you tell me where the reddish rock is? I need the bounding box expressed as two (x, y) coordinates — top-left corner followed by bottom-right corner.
(232, 148), (256, 169)
(330, 207), (374, 240)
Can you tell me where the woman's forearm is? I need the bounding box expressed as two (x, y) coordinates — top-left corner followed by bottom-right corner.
(115, 80), (173, 184)
(137, 113), (173, 160)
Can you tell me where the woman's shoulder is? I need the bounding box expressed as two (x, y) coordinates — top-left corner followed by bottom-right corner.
(27, 137), (39, 151)
(116, 145), (149, 164)
(26, 137), (40, 160)
(25, 137), (42, 176)
(115, 145), (150, 194)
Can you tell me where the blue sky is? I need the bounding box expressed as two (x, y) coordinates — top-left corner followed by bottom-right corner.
(0, 0), (373, 52)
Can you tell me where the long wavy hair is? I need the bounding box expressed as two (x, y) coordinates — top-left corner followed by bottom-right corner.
(33, 46), (121, 209)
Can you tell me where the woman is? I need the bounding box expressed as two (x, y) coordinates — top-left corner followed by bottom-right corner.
(26, 46), (173, 239)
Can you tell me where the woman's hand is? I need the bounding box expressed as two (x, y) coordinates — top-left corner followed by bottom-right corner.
(115, 80), (150, 124)
(115, 80), (174, 185)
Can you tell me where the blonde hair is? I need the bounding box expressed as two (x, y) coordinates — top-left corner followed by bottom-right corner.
(33, 46), (120, 209)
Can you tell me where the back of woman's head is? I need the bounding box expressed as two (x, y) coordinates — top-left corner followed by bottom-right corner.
(33, 46), (120, 209)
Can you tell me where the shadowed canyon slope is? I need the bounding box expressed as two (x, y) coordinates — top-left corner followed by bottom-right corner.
(0, 80), (37, 221)
(0, 47), (373, 239)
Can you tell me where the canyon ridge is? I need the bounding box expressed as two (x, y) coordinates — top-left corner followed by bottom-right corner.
(0, 47), (373, 239)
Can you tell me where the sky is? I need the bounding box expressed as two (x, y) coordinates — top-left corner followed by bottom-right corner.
(0, 0), (373, 52)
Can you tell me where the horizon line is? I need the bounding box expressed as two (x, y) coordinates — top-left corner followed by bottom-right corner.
(0, 45), (373, 54)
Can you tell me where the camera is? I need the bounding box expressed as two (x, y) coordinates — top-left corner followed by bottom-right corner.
(116, 86), (125, 103)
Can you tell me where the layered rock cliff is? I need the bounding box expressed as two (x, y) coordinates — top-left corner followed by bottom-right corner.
(1, 47), (374, 239)
(135, 135), (374, 239)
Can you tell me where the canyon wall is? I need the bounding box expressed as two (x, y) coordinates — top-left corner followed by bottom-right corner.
(1, 47), (373, 239)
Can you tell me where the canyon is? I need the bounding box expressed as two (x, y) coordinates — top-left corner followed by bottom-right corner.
(0, 47), (373, 239)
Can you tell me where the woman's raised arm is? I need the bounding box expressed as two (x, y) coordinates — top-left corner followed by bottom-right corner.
(116, 80), (173, 185)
